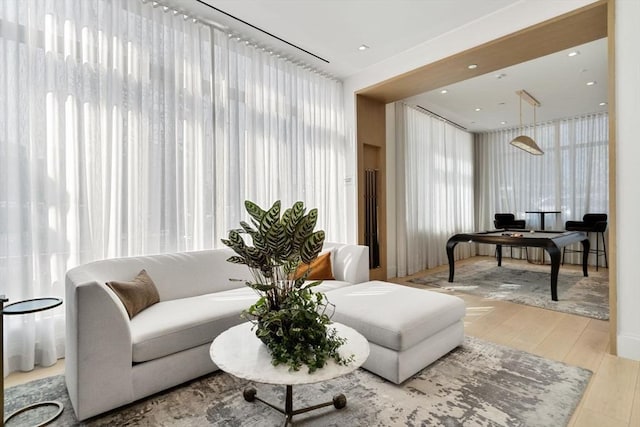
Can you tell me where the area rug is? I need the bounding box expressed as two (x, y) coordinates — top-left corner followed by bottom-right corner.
(409, 259), (609, 320)
(4, 336), (591, 427)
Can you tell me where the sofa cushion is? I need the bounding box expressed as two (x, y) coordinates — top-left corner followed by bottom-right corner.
(314, 280), (352, 293)
(130, 280), (354, 362)
(106, 269), (160, 319)
(130, 287), (258, 362)
(329, 281), (466, 351)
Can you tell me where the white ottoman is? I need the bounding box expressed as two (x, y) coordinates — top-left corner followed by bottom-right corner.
(329, 280), (465, 384)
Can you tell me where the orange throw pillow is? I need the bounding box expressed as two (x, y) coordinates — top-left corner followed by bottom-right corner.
(294, 251), (334, 280)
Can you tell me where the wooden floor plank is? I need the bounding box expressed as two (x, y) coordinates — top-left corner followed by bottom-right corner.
(586, 317), (610, 333)
(564, 327), (610, 371)
(629, 367), (640, 427)
(503, 306), (565, 352)
(571, 407), (630, 427)
(4, 359), (64, 388)
(580, 353), (639, 422)
(533, 314), (590, 362)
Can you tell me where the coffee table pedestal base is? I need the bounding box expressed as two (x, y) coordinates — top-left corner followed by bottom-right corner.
(244, 385), (346, 426)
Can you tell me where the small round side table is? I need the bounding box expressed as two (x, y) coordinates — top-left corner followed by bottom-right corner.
(2, 296), (64, 426)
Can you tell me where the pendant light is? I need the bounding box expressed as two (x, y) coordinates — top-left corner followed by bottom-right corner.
(509, 90), (544, 155)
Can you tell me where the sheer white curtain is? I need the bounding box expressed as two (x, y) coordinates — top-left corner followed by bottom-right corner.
(211, 29), (347, 242)
(394, 104), (475, 277)
(1, 0), (215, 375)
(475, 113), (609, 263)
(1, 0), (346, 376)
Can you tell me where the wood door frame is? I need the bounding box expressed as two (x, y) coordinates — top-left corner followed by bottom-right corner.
(354, 0), (617, 353)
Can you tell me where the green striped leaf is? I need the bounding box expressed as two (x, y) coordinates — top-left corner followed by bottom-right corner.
(253, 232), (267, 252)
(227, 230), (245, 248)
(282, 208), (294, 235)
(292, 211), (317, 251)
(306, 208), (318, 231)
(239, 221), (257, 235)
(265, 222), (287, 255)
(246, 246), (266, 264)
(259, 200), (281, 235)
(245, 200), (265, 223)
(301, 230), (325, 264)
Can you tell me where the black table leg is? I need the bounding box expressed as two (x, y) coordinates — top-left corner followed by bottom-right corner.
(285, 385), (293, 425)
(546, 247), (561, 301)
(244, 385), (347, 426)
(446, 240), (459, 282)
(496, 244), (503, 266)
(580, 238), (590, 277)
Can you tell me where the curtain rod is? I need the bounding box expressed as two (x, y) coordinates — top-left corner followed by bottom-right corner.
(194, 0), (330, 64)
(414, 105), (468, 131)
(478, 110), (609, 135)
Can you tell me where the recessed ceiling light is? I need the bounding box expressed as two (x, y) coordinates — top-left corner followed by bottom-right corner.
(586, 81), (597, 86)
(440, 89), (448, 94)
(358, 44), (369, 51)
(568, 51), (580, 57)
(468, 64), (478, 70)
(474, 108), (481, 112)
(500, 121), (507, 125)
(599, 102), (608, 106)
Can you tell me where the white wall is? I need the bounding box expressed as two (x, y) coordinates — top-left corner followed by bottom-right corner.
(615, 0), (640, 360)
(343, 0), (640, 361)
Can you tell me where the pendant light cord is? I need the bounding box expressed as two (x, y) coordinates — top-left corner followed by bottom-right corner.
(533, 103), (537, 140)
(519, 96), (523, 129)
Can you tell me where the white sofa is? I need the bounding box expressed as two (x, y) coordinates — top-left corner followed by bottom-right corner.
(65, 242), (369, 421)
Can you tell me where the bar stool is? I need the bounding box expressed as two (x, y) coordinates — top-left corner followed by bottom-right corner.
(494, 213), (528, 259)
(562, 213), (608, 270)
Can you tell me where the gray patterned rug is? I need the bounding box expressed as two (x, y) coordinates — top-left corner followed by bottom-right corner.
(5, 336), (591, 427)
(409, 259), (609, 320)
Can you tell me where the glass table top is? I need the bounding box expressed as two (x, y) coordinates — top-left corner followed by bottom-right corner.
(3, 297), (62, 315)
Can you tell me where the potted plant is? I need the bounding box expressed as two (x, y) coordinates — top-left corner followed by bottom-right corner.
(222, 200), (353, 373)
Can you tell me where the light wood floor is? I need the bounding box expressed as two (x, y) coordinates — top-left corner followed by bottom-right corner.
(5, 256), (639, 426)
(392, 256), (640, 427)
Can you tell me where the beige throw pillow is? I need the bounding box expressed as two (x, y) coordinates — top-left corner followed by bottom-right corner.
(106, 269), (160, 319)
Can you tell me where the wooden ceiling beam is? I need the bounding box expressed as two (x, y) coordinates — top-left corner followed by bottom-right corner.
(358, 1), (607, 103)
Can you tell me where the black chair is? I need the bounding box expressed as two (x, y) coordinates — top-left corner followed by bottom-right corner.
(562, 213), (608, 270)
(494, 213), (526, 230)
(494, 213), (527, 259)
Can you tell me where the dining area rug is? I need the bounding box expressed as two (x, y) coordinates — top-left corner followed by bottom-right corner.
(4, 336), (591, 426)
(409, 258), (609, 320)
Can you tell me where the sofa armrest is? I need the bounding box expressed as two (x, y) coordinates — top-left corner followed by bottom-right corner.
(330, 244), (370, 284)
(65, 273), (135, 420)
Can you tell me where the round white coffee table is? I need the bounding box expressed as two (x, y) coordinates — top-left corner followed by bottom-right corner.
(210, 322), (369, 425)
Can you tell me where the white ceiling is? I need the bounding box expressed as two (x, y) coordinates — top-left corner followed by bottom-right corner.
(404, 38), (608, 132)
(169, 0), (608, 132)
